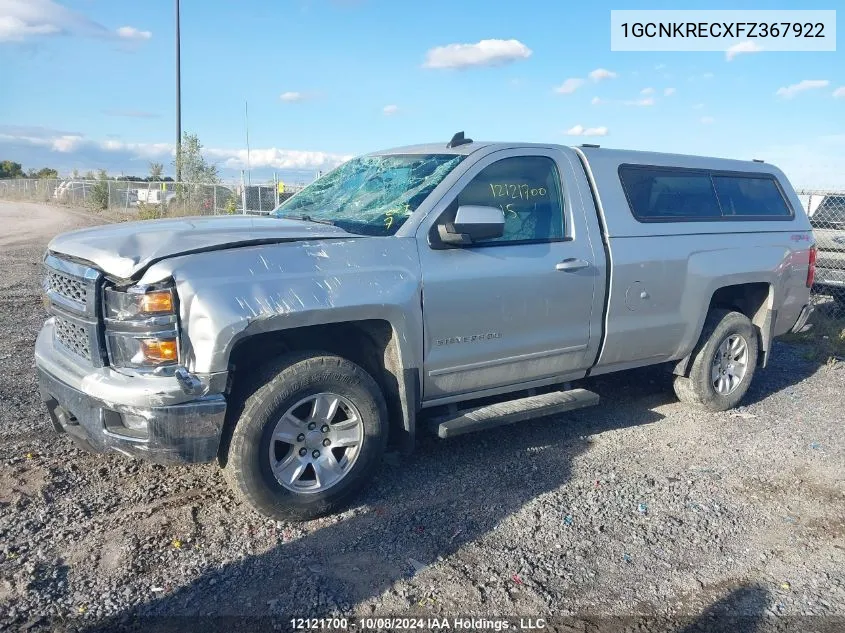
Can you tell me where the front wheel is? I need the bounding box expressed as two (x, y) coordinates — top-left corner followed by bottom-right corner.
(223, 352), (388, 520)
(673, 310), (759, 412)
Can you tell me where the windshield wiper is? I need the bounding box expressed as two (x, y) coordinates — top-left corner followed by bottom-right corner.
(279, 214), (335, 226)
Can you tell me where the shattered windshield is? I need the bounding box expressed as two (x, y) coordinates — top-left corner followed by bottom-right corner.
(272, 154), (463, 236)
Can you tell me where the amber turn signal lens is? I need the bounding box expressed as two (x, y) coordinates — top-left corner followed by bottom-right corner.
(140, 338), (178, 363)
(140, 291), (173, 314)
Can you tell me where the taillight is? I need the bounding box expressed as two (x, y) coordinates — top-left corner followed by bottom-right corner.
(807, 245), (817, 288)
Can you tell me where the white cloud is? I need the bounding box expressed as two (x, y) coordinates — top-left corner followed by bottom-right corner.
(590, 96), (602, 105)
(623, 97), (655, 107)
(565, 125), (608, 137)
(116, 26), (151, 40)
(0, 0), (102, 41)
(0, 0), (150, 43)
(702, 72), (714, 79)
(382, 104), (399, 116)
(640, 87), (654, 95)
(589, 68), (617, 82)
(422, 38), (531, 70)
(0, 125), (85, 152)
(655, 63), (666, 71)
(0, 125), (352, 175)
(776, 79), (830, 99)
(700, 116), (715, 124)
(99, 139), (125, 152)
(280, 91), (307, 102)
(101, 140), (173, 159)
(51, 135), (85, 152)
(725, 41), (762, 61)
(0, 15), (58, 40)
(207, 147), (353, 171)
(664, 87), (676, 96)
(831, 86), (845, 99)
(554, 78), (584, 94)
(693, 103), (705, 109)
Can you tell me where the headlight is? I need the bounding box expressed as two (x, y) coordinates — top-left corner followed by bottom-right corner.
(104, 282), (180, 370)
(106, 334), (180, 368)
(104, 287), (174, 320)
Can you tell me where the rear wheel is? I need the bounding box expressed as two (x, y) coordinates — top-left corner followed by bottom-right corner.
(673, 310), (758, 412)
(223, 352), (388, 520)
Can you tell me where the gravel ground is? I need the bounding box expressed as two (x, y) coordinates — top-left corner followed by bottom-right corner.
(0, 201), (843, 633)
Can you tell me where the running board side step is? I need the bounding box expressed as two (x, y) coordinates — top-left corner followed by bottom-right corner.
(429, 388), (599, 439)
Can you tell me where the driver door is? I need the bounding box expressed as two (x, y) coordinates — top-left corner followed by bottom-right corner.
(417, 148), (598, 402)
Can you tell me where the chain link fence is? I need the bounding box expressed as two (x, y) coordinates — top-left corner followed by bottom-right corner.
(0, 178), (305, 217)
(796, 189), (845, 308)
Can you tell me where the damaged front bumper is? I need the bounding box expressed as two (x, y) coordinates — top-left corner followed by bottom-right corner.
(35, 319), (227, 464)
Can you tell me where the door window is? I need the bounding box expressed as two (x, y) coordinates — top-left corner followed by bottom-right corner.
(446, 156), (565, 245)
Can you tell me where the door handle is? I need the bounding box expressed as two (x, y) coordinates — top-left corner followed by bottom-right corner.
(555, 258), (590, 272)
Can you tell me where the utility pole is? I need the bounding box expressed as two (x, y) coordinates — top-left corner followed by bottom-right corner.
(245, 101), (251, 185)
(175, 0), (182, 185)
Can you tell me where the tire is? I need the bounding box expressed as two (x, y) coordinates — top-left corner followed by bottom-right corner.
(673, 310), (759, 412)
(222, 352), (388, 521)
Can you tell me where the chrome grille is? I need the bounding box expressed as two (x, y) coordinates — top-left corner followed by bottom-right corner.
(43, 254), (103, 367)
(54, 316), (92, 360)
(46, 269), (88, 308)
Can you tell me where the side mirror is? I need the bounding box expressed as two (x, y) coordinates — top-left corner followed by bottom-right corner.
(438, 205), (505, 246)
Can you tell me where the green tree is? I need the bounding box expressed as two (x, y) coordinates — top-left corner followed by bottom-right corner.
(174, 132), (218, 184)
(72, 169), (80, 179)
(89, 169), (110, 211)
(1, 161), (25, 178)
(34, 167), (59, 179)
(148, 161), (164, 181)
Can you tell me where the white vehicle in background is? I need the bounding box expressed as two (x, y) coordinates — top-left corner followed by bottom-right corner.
(136, 188), (176, 206)
(52, 181), (93, 202)
(803, 193), (845, 306)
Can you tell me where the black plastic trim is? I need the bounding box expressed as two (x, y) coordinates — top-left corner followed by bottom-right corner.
(574, 150), (612, 375)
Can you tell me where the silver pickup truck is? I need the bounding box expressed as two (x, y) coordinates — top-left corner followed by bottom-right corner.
(35, 134), (816, 519)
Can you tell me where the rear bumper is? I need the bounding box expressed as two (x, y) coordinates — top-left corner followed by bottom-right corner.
(790, 304), (814, 334)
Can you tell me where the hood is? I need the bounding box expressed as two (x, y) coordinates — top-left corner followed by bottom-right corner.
(47, 215), (354, 279)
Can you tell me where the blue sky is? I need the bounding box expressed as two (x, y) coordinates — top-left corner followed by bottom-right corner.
(0, 0), (842, 186)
